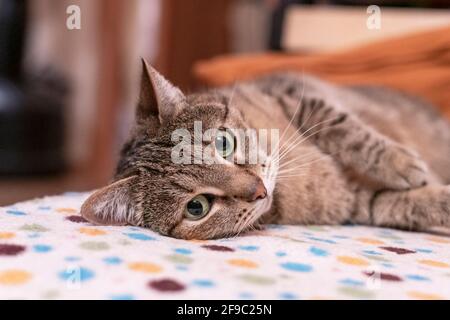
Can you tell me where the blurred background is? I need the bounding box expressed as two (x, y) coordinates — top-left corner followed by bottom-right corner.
(0, 0), (449, 205)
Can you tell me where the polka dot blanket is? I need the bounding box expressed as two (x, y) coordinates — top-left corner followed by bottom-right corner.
(1, 192), (450, 300)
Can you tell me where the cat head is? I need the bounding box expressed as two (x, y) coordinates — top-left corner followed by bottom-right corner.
(80, 60), (277, 239)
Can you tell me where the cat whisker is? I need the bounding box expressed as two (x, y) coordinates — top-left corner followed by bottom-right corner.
(275, 116), (340, 162)
(276, 171), (310, 179)
(235, 203), (263, 237)
(277, 165), (310, 174)
(277, 150), (322, 171)
(276, 175), (309, 180)
(241, 209), (258, 235)
(275, 116), (342, 163)
(233, 209), (250, 236)
(272, 98), (318, 160)
(265, 93), (321, 171)
(276, 169), (309, 176)
(275, 151), (341, 180)
(276, 168), (309, 176)
(273, 95), (333, 159)
(283, 114), (343, 154)
(268, 72), (306, 159)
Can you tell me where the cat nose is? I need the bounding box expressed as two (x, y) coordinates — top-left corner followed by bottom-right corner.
(249, 180), (267, 202)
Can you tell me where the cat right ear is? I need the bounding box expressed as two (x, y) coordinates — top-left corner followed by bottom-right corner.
(80, 176), (138, 226)
(137, 59), (187, 123)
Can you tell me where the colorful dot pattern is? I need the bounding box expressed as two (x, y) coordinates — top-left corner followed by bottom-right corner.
(0, 192), (450, 299)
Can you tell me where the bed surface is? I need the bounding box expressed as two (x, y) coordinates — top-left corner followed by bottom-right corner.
(1, 192), (450, 299)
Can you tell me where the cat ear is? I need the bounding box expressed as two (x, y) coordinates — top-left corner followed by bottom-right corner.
(80, 176), (138, 226)
(138, 58), (186, 123)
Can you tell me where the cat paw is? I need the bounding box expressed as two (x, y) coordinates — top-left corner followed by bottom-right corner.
(378, 144), (429, 190)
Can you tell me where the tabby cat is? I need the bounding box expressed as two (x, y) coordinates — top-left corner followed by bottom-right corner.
(81, 60), (450, 239)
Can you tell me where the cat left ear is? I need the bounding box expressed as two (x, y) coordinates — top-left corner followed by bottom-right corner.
(80, 176), (138, 226)
(138, 58), (186, 123)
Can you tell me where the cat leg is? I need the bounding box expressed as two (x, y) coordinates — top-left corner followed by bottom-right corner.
(363, 185), (450, 231)
(292, 96), (429, 190)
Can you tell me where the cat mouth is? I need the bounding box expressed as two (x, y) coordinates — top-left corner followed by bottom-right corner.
(247, 158), (278, 226)
(234, 156), (277, 235)
(244, 190), (273, 231)
(256, 192), (273, 218)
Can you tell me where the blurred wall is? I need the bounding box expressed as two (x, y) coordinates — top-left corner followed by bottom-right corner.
(26, 0), (161, 177)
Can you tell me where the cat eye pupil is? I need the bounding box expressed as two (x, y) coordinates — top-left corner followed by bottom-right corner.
(215, 136), (228, 151)
(185, 194), (211, 220)
(187, 200), (204, 216)
(215, 130), (235, 158)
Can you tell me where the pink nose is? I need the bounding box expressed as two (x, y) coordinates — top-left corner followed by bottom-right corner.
(249, 181), (267, 202)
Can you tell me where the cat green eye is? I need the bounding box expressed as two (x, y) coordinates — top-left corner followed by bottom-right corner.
(185, 194), (211, 220)
(215, 130), (235, 159)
